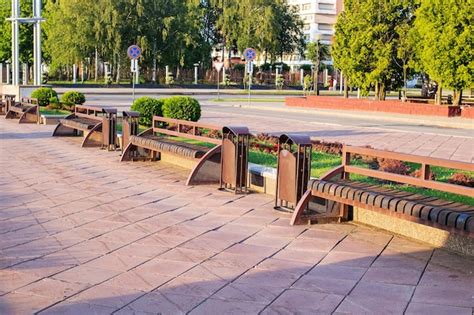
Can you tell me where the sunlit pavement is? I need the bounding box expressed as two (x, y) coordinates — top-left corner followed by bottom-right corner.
(0, 119), (473, 314)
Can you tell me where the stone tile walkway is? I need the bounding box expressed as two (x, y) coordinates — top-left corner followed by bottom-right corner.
(0, 119), (473, 314)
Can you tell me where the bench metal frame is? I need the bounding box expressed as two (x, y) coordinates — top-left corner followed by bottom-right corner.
(121, 116), (223, 186)
(0, 94), (16, 115)
(291, 145), (474, 231)
(5, 97), (39, 123)
(52, 105), (117, 150)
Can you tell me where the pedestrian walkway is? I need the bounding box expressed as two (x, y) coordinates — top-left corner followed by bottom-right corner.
(0, 119), (473, 314)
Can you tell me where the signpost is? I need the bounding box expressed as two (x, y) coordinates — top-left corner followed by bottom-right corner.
(127, 45), (141, 101)
(214, 61), (224, 101)
(243, 48), (256, 105)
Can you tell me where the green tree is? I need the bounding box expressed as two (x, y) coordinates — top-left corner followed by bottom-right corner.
(306, 40), (330, 95)
(333, 0), (417, 100)
(413, 0), (473, 105)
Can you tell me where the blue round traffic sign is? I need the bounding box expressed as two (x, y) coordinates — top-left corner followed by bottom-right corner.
(243, 48), (257, 62)
(127, 45), (142, 59)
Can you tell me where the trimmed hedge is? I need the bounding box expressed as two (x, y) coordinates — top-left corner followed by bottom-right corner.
(31, 87), (58, 106)
(131, 97), (163, 126)
(162, 96), (201, 122)
(61, 91), (86, 105)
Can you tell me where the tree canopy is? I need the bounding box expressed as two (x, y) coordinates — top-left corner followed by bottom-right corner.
(0, 0), (305, 82)
(413, 0), (473, 104)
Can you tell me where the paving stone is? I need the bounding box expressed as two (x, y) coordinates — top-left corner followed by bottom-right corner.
(16, 278), (89, 299)
(53, 265), (120, 285)
(116, 292), (204, 315)
(190, 298), (265, 314)
(405, 302), (472, 315)
(263, 289), (344, 314)
(335, 295), (409, 314)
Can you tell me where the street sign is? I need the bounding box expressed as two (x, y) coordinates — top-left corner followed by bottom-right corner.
(127, 45), (142, 60)
(247, 61), (253, 74)
(131, 59), (138, 73)
(214, 62), (224, 72)
(243, 48), (257, 62)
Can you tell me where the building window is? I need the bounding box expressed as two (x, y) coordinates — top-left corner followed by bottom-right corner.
(318, 3), (334, 10)
(318, 23), (333, 31)
(303, 24), (311, 31)
(302, 3), (311, 10)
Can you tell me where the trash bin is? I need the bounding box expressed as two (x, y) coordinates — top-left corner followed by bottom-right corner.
(220, 126), (251, 194)
(122, 111), (140, 151)
(101, 108), (117, 151)
(274, 133), (312, 212)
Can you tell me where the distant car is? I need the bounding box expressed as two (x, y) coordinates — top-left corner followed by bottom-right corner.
(407, 76), (422, 88)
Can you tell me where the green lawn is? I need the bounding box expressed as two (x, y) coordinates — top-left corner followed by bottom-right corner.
(39, 108), (71, 115)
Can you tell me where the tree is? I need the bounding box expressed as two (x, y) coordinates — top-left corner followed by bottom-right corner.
(413, 0), (473, 106)
(306, 40), (330, 95)
(333, 0), (417, 100)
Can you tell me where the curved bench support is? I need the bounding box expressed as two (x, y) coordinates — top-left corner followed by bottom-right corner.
(5, 105), (39, 124)
(52, 114), (77, 136)
(81, 123), (103, 148)
(186, 145), (222, 186)
(290, 165), (345, 225)
(120, 128), (154, 162)
(18, 106), (39, 124)
(290, 190), (313, 225)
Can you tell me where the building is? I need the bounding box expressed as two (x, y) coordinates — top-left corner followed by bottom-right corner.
(285, 0), (344, 68)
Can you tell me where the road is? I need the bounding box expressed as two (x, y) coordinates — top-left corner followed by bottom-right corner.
(57, 88), (474, 162)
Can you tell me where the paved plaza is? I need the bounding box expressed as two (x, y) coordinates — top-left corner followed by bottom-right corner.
(0, 118), (473, 314)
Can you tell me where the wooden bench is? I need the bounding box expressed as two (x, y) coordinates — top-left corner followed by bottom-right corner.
(121, 116), (250, 189)
(291, 145), (474, 238)
(5, 97), (39, 123)
(0, 94), (16, 115)
(52, 105), (117, 150)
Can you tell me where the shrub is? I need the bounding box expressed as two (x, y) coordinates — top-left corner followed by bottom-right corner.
(378, 159), (411, 175)
(131, 97), (163, 126)
(61, 91), (86, 105)
(448, 173), (474, 187)
(162, 96), (201, 122)
(31, 87), (58, 106)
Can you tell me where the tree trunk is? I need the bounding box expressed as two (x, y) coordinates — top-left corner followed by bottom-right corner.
(453, 89), (462, 106)
(403, 65), (407, 101)
(94, 48), (98, 82)
(379, 83), (386, 100)
(116, 55), (121, 84)
(343, 77), (349, 98)
(314, 61), (320, 96)
(375, 82), (379, 100)
(436, 87), (442, 105)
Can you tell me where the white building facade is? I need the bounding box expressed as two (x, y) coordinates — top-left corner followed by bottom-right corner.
(285, 0), (344, 68)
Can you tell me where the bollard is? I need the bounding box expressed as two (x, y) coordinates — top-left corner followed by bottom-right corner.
(220, 126), (251, 194)
(122, 111), (140, 151)
(274, 134), (312, 212)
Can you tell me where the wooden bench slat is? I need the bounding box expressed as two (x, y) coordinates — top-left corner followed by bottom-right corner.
(309, 178), (474, 232)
